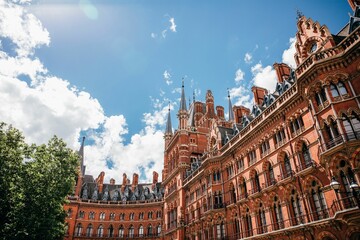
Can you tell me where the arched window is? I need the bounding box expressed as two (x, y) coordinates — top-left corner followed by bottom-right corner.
(244, 208), (253, 237)
(128, 225), (134, 238)
(324, 119), (341, 148)
(253, 171), (261, 193)
(86, 224), (93, 237)
(89, 211), (95, 219)
(99, 212), (105, 220)
(157, 224), (161, 236)
(299, 143), (312, 169)
(239, 178), (247, 199)
(79, 211), (85, 219)
(138, 225), (144, 237)
(148, 211), (153, 219)
(118, 225), (124, 238)
(147, 225), (153, 236)
(330, 83), (340, 98)
(97, 225), (104, 237)
(257, 203), (267, 234)
(342, 113), (360, 140)
(330, 81), (348, 98)
(75, 223), (82, 236)
(230, 185), (236, 204)
(266, 163), (275, 187)
(337, 160), (357, 207)
(108, 225), (114, 237)
(283, 154), (292, 178)
(309, 180), (328, 220)
(216, 219), (225, 239)
(290, 189), (303, 225)
(272, 196), (283, 230)
(315, 88), (327, 108)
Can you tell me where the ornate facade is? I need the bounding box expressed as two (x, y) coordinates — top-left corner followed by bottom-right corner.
(65, 2), (360, 240)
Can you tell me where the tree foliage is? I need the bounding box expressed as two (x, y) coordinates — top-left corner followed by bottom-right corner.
(0, 123), (79, 240)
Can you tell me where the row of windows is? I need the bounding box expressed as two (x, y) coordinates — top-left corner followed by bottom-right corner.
(79, 211), (162, 220)
(75, 224), (161, 238)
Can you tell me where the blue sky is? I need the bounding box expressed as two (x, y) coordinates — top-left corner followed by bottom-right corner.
(0, 0), (352, 182)
(30, 0), (351, 136)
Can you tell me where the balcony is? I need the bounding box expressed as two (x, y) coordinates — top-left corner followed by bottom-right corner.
(321, 130), (360, 153)
(296, 159), (316, 172)
(277, 170), (294, 183)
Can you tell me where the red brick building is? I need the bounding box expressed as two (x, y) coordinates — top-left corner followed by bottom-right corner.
(65, 1), (360, 239)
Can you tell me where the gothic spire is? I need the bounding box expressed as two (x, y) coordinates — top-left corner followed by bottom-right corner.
(228, 89), (234, 122)
(79, 136), (86, 176)
(165, 103), (173, 135)
(179, 79), (187, 112)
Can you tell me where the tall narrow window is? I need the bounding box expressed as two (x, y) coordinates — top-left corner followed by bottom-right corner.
(284, 154), (292, 177)
(75, 223), (82, 236)
(310, 181), (327, 220)
(157, 224), (161, 236)
(138, 225), (144, 237)
(342, 113), (360, 140)
(86, 224), (93, 237)
(148, 225), (153, 236)
(97, 225), (103, 237)
(108, 225), (114, 237)
(118, 226), (124, 237)
(273, 197), (283, 230)
(245, 209), (253, 237)
(290, 190), (303, 225)
(128, 225), (134, 238)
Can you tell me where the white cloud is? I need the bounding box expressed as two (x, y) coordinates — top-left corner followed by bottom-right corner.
(234, 68), (244, 83)
(0, 0), (167, 183)
(244, 52), (252, 64)
(228, 85), (252, 109)
(163, 70), (172, 85)
(0, 0), (50, 56)
(169, 17), (176, 32)
(251, 62), (277, 92)
(282, 37), (296, 68)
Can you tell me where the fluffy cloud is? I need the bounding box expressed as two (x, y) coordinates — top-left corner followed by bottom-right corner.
(228, 85), (252, 109)
(0, 0), (166, 183)
(251, 62), (277, 92)
(234, 68), (244, 83)
(282, 37), (296, 68)
(244, 52), (252, 64)
(163, 70), (172, 85)
(0, 0), (50, 57)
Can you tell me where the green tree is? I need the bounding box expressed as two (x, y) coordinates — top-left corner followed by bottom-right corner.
(0, 123), (79, 240)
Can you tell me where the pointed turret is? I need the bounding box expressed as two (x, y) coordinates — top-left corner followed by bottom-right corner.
(78, 136), (86, 176)
(165, 103), (173, 146)
(180, 80), (187, 112)
(178, 80), (188, 129)
(165, 103), (173, 135)
(228, 89), (234, 122)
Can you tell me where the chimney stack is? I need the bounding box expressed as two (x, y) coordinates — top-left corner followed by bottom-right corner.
(252, 86), (268, 106)
(273, 63), (291, 83)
